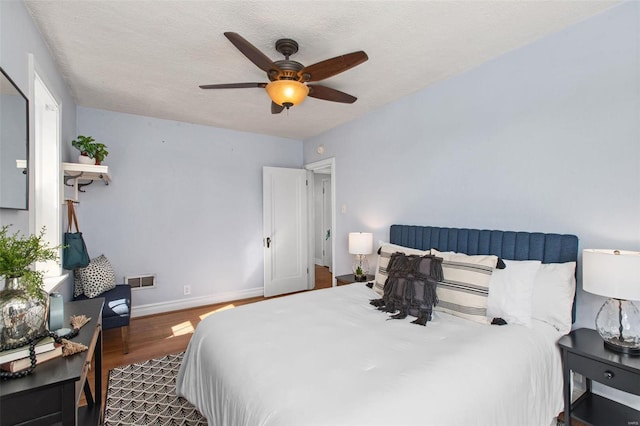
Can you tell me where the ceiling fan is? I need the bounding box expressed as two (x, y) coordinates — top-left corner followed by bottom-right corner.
(199, 32), (368, 114)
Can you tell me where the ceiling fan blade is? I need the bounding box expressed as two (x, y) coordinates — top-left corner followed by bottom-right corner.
(224, 32), (282, 76)
(308, 85), (357, 104)
(299, 51), (368, 82)
(271, 102), (284, 114)
(199, 82), (267, 89)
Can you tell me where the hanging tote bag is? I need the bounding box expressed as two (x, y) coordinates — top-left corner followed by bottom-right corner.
(62, 200), (90, 269)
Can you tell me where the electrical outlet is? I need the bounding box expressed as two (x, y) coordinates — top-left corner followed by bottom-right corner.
(183, 285), (191, 295)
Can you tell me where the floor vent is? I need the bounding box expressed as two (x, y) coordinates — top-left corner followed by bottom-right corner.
(126, 274), (156, 290)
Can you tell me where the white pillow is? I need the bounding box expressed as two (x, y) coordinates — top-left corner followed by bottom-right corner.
(487, 259), (541, 327)
(431, 249), (498, 324)
(531, 262), (576, 334)
(373, 242), (430, 296)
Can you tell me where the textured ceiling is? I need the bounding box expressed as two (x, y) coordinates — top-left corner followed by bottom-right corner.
(24, 0), (618, 140)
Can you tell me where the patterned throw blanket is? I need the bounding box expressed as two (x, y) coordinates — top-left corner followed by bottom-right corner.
(370, 253), (443, 325)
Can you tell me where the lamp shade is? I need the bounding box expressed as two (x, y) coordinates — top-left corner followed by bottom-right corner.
(265, 80), (309, 107)
(348, 232), (373, 255)
(583, 249), (640, 301)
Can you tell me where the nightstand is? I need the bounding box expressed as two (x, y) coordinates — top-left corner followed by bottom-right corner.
(558, 328), (640, 426)
(335, 273), (374, 286)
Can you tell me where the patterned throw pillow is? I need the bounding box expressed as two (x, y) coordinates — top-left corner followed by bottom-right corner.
(431, 249), (498, 324)
(373, 243), (430, 296)
(74, 254), (117, 298)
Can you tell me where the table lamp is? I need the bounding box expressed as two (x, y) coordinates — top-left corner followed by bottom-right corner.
(348, 232), (373, 281)
(582, 249), (640, 355)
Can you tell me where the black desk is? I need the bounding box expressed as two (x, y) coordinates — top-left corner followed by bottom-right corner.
(0, 298), (104, 425)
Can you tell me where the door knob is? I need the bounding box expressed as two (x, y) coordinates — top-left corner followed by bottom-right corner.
(266, 237), (271, 248)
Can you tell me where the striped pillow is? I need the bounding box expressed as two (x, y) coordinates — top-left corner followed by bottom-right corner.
(431, 249), (498, 324)
(373, 243), (430, 296)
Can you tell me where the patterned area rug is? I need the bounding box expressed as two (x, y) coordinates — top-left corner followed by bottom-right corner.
(104, 352), (207, 425)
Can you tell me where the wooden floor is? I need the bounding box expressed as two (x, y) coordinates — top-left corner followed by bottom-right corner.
(87, 265), (333, 406)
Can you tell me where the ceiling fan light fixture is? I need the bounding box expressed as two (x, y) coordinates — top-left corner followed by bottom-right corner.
(266, 80), (309, 108)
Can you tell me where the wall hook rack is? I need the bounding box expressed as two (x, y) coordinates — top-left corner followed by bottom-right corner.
(63, 173), (106, 191)
(62, 162), (112, 201)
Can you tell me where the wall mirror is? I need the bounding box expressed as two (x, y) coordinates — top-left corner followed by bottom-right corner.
(0, 67), (29, 210)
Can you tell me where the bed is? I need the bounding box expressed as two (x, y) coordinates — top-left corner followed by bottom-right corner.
(176, 225), (578, 426)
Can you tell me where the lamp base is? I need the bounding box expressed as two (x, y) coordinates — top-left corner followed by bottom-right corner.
(603, 339), (640, 356)
(353, 274), (368, 282)
(352, 255), (370, 281)
(595, 298), (640, 357)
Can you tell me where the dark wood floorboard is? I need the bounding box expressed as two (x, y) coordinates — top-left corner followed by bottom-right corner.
(314, 264), (332, 289)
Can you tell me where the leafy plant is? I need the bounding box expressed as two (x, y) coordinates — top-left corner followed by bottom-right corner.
(0, 225), (61, 301)
(71, 135), (96, 155)
(355, 265), (363, 276)
(71, 135), (109, 164)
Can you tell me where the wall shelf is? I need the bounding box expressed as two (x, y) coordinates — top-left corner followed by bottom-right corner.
(63, 162), (111, 201)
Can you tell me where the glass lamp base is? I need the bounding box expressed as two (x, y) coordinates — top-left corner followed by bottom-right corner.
(352, 255), (370, 278)
(595, 298), (640, 356)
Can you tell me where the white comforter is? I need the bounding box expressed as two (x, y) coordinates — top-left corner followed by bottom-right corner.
(176, 284), (564, 426)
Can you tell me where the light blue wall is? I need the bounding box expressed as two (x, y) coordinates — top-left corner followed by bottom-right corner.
(75, 107), (302, 310)
(305, 1), (639, 331)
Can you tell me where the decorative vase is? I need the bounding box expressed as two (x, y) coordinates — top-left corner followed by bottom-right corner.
(0, 278), (49, 347)
(78, 154), (94, 165)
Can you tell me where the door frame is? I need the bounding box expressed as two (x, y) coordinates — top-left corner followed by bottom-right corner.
(304, 158), (336, 287)
(321, 177), (332, 268)
(32, 65), (62, 286)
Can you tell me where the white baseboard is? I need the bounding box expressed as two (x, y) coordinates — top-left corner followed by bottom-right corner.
(130, 287), (264, 318)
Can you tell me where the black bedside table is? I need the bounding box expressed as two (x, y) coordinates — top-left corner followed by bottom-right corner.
(558, 328), (640, 426)
(335, 273), (375, 286)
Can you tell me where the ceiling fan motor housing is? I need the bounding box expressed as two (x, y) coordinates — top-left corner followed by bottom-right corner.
(273, 60), (304, 81)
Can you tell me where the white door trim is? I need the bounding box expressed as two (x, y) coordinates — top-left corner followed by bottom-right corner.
(32, 62), (62, 286)
(304, 158), (336, 287)
(321, 177), (332, 269)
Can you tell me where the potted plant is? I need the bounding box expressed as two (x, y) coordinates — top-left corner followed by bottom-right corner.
(0, 225), (59, 300)
(354, 265), (367, 281)
(71, 135), (109, 165)
(0, 225), (61, 346)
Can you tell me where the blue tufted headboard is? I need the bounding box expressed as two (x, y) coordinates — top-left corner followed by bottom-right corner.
(389, 225), (579, 320)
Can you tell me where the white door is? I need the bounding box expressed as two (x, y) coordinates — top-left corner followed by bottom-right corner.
(263, 167), (309, 297)
(322, 178), (332, 270)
